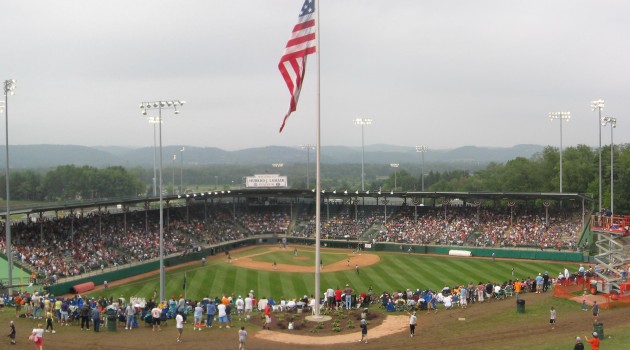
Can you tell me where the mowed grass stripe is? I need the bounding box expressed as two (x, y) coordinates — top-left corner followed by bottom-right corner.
(321, 272), (345, 291)
(244, 268), (259, 297)
(288, 273), (310, 299)
(266, 272), (284, 299)
(206, 263), (231, 296)
(354, 267), (380, 292)
(437, 258), (488, 284)
(399, 257), (447, 289)
(369, 261), (416, 291)
(378, 255), (425, 287)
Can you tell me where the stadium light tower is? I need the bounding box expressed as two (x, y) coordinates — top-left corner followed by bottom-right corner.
(147, 116), (162, 196)
(549, 112), (570, 193)
(390, 163), (399, 191)
(601, 116), (617, 215)
(3, 79), (16, 294)
(353, 118), (372, 191)
(300, 144), (315, 188)
(591, 99), (604, 215)
(139, 99), (185, 303)
(415, 145), (429, 204)
(172, 154), (177, 194)
(180, 147), (185, 194)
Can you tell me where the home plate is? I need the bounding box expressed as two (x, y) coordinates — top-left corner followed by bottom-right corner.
(458, 318), (466, 321)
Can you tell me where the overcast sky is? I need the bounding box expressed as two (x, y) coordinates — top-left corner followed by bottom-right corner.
(1, 0), (628, 151)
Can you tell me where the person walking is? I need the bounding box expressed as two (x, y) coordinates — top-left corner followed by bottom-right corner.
(262, 302), (272, 330)
(359, 319), (368, 343)
(8, 320), (16, 345)
(238, 326), (248, 350)
(592, 301), (600, 322)
(574, 336), (585, 350)
(408, 311), (417, 337)
(31, 324), (44, 350)
(44, 311), (55, 334)
(175, 311), (184, 343)
(549, 306), (556, 330)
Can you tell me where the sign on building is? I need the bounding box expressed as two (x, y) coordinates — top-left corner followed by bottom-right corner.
(245, 174), (288, 188)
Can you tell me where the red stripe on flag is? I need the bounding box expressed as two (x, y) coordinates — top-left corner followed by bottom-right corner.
(278, 0), (316, 133)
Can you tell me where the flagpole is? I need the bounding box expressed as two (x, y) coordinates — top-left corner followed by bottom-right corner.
(313, 0), (322, 318)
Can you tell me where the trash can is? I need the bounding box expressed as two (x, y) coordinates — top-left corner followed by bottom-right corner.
(593, 322), (604, 340)
(106, 309), (117, 332)
(516, 299), (525, 314)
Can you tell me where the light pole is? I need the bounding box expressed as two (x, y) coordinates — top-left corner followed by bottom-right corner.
(390, 163), (399, 191)
(549, 112), (570, 193)
(353, 118), (372, 191)
(180, 147), (185, 194)
(139, 99), (184, 303)
(2, 79), (16, 294)
(214, 175), (218, 190)
(591, 99), (604, 215)
(601, 116), (617, 215)
(172, 155), (176, 194)
(300, 144), (315, 188)
(272, 163), (284, 170)
(415, 145), (428, 204)
(147, 116), (161, 196)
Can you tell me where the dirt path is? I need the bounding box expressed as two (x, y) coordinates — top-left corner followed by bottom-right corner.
(255, 315), (407, 344)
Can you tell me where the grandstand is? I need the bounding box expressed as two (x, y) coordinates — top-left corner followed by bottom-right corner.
(0, 188), (597, 296)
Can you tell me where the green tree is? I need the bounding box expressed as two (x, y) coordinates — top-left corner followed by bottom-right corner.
(562, 145), (596, 194)
(500, 157), (543, 192)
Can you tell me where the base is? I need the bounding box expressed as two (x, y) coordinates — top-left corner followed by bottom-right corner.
(305, 315), (333, 323)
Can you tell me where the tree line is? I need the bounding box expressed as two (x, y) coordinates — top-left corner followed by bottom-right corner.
(0, 144), (627, 214)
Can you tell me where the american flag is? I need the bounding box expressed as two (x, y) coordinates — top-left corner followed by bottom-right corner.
(278, 0), (317, 133)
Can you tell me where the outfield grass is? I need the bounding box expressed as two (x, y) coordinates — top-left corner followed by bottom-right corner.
(90, 246), (576, 302)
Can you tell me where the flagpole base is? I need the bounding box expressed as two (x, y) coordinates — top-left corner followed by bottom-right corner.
(305, 315), (332, 323)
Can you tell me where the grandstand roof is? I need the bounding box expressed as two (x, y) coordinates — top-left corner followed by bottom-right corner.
(1, 189), (592, 218)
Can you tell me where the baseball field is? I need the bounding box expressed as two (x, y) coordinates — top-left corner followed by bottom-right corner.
(94, 245), (577, 302)
(2, 245), (630, 349)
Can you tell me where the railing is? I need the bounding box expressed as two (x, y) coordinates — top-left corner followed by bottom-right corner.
(590, 215), (630, 235)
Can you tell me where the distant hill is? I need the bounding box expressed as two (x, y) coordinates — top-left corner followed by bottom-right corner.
(0, 144), (546, 169)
